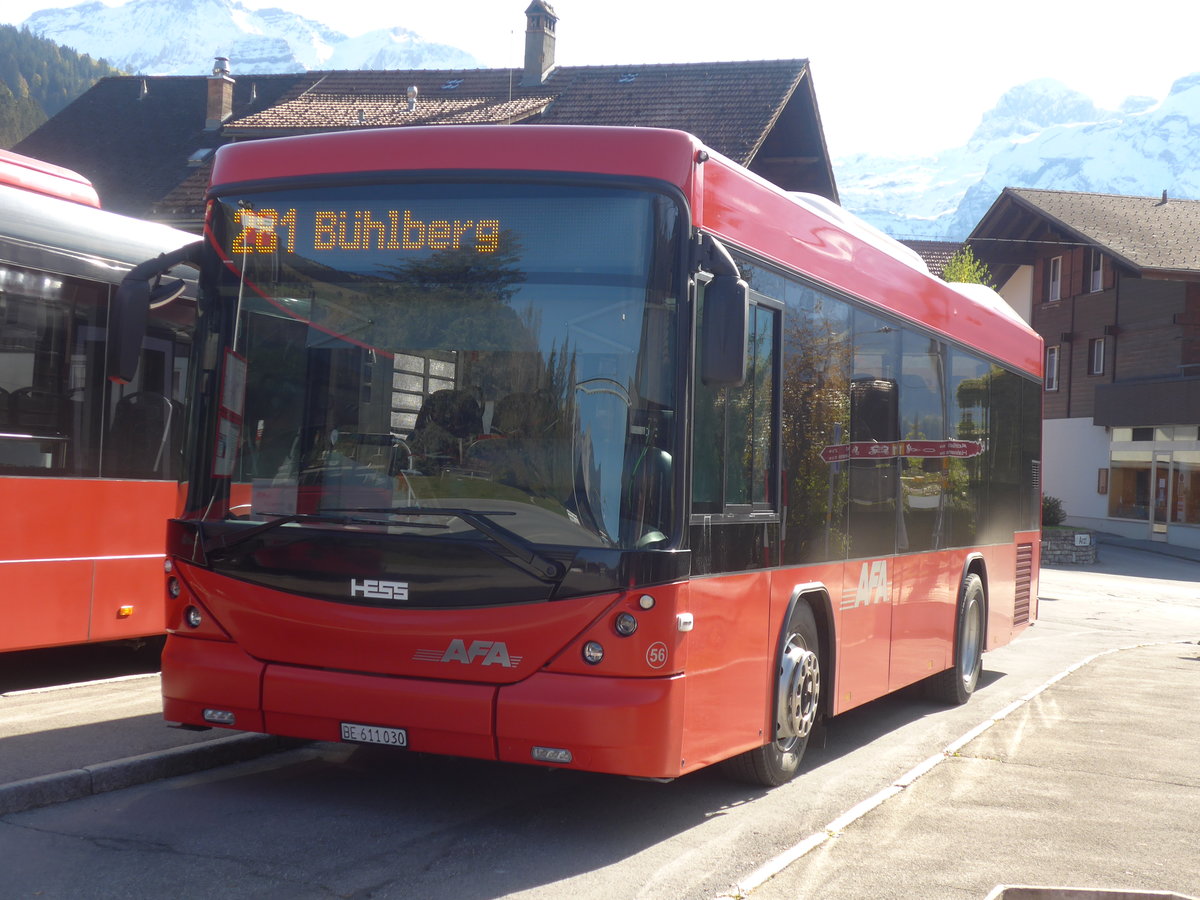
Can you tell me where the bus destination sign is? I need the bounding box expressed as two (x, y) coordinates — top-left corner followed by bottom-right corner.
(230, 207), (502, 256)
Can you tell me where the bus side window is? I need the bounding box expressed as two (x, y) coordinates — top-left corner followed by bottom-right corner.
(848, 311), (900, 558)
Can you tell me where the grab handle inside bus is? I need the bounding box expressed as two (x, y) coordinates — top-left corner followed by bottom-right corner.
(696, 235), (749, 386)
(108, 241), (203, 384)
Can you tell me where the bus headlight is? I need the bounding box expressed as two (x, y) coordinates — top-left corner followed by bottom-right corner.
(582, 641), (604, 665)
(614, 612), (638, 636)
(184, 606), (203, 629)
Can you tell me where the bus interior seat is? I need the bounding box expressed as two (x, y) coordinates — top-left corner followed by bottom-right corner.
(9, 387), (67, 434)
(103, 390), (177, 478)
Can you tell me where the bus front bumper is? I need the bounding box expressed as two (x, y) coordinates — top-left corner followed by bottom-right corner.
(161, 635), (688, 779)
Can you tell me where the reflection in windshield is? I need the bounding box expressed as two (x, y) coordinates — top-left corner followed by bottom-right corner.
(199, 182), (680, 552)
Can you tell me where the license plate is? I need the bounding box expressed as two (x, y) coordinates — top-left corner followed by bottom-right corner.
(340, 722), (408, 747)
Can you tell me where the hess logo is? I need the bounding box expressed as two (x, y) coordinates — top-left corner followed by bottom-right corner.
(349, 579), (409, 601)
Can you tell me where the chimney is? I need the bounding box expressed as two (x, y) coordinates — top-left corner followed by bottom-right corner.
(206, 57), (234, 131)
(521, 1), (557, 87)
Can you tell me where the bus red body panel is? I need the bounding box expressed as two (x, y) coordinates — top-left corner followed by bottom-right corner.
(497, 672), (687, 778)
(210, 125), (702, 201)
(1, 478), (177, 651)
(176, 564), (636, 683)
(161, 634), (267, 733)
(682, 570), (778, 765)
(1, 150), (194, 653)
(263, 666), (498, 760)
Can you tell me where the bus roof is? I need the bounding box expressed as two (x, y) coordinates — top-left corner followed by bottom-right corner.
(0, 181), (196, 288)
(0, 149), (101, 208)
(208, 125), (702, 194)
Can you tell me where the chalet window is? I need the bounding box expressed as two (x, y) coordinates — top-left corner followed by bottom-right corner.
(1045, 345), (1060, 391)
(1089, 337), (1105, 375)
(1045, 256), (1062, 302)
(1088, 249), (1104, 293)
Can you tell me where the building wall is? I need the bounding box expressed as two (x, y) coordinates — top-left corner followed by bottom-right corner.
(1032, 263), (1191, 420)
(998, 265), (1033, 324)
(1114, 278), (1187, 381)
(986, 222), (1200, 550)
(1064, 284), (1116, 420)
(1043, 417), (1110, 522)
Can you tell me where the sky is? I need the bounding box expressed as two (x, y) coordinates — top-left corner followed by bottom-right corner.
(3, 0), (1198, 157)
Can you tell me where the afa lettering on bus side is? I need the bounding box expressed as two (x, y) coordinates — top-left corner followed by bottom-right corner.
(840, 560), (891, 610)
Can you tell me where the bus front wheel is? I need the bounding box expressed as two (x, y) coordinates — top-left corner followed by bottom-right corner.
(926, 572), (985, 705)
(721, 603), (821, 787)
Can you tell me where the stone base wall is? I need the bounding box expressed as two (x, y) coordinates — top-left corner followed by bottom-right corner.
(1041, 528), (1097, 565)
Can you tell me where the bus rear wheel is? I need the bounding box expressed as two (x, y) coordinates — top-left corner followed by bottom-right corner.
(926, 572), (985, 705)
(722, 603), (821, 787)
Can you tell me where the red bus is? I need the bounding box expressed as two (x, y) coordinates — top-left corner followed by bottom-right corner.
(117, 126), (1041, 785)
(0, 149), (195, 652)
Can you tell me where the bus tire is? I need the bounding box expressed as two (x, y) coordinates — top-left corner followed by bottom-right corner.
(926, 572), (985, 705)
(721, 602), (821, 787)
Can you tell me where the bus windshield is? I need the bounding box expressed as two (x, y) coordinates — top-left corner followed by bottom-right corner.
(201, 181), (682, 552)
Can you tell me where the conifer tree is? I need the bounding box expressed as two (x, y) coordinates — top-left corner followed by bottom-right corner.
(0, 24), (124, 148)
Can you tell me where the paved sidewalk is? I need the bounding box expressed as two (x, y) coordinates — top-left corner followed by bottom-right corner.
(0, 674), (288, 815)
(734, 641), (1200, 900)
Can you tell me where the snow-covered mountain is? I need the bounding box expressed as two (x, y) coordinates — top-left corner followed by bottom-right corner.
(20, 0), (1200, 238)
(837, 76), (1200, 240)
(22, 0), (479, 75)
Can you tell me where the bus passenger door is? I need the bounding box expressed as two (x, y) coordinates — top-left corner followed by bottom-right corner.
(685, 292), (781, 761)
(835, 314), (900, 712)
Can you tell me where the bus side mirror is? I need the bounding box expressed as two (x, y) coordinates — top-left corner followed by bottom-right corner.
(108, 276), (151, 386)
(696, 234), (749, 386)
(107, 242), (202, 384)
(700, 274), (749, 386)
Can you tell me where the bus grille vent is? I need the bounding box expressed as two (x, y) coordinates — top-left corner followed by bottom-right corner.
(1014, 543), (1033, 625)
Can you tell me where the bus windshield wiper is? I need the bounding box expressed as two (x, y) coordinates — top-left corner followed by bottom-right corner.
(328, 506), (565, 583)
(200, 512), (388, 556)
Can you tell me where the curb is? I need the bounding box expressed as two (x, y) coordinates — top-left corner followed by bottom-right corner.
(0, 733), (297, 817)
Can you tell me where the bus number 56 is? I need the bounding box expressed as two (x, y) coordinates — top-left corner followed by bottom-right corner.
(646, 642), (668, 670)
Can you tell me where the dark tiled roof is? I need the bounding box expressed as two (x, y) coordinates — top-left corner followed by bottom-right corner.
(225, 60), (814, 167)
(972, 187), (1200, 276)
(15, 59), (836, 227)
(901, 240), (963, 279)
(532, 61), (812, 168)
(14, 74), (307, 217)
